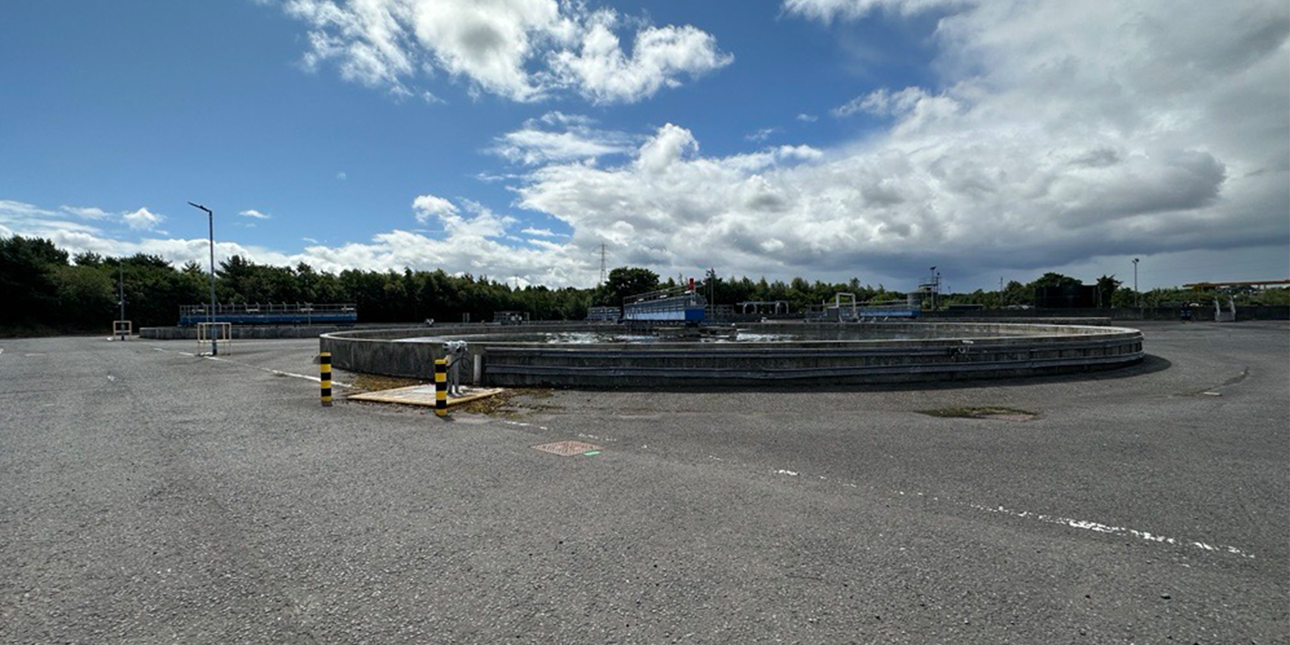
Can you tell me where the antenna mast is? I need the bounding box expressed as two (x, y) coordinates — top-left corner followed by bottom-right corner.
(599, 243), (607, 285)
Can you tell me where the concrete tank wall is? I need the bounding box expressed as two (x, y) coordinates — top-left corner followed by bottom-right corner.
(320, 321), (1144, 388)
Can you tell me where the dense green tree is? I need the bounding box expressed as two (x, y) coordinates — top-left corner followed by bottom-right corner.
(0, 236), (67, 329)
(4, 235), (1286, 335)
(593, 267), (660, 307)
(1095, 275), (1122, 308)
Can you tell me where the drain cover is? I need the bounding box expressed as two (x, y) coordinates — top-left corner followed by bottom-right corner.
(532, 441), (601, 456)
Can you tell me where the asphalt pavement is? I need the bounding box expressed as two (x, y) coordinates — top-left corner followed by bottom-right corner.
(0, 321), (1286, 643)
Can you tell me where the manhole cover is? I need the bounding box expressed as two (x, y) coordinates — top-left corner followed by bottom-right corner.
(532, 441), (601, 456)
(918, 407), (1039, 422)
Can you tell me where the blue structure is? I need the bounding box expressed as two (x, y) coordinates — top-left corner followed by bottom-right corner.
(179, 303), (357, 326)
(859, 302), (920, 318)
(622, 287), (707, 324)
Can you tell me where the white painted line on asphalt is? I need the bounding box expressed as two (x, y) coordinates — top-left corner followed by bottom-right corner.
(499, 419), (549, 431)
(151, 345), (352, 388)
(756, 456), (1256, 560)
(151, 346), (196, 357)
(200, 354), (354, 388)
(968, 502), (1255, 559)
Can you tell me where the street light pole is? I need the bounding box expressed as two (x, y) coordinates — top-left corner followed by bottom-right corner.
(118, 261), (125, 340)
(188, 202), (218, 356)
(1133, 258), (1140, 311)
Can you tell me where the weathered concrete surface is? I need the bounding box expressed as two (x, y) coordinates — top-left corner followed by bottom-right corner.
(0, 322), (1285, 643)
(318, 322), (608, 380)
(322, 322), (1144, 387)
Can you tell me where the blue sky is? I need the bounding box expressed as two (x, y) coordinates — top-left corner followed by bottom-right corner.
(1, 0), (1286, 291)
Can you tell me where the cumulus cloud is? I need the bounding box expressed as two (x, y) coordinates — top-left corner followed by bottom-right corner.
(4, 196), (589, 287)
(7, 0), (1285, 290)
(239, 209), (272, 219)
(279, 0), (731, 104)
(122, 207), (164, 230)
(411, 193), (458, 224)
(548, 11), (734, 104)
(503, 0), (1288, 284)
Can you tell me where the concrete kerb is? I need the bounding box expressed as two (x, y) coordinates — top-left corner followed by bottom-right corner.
(320, 321), (1145, 388)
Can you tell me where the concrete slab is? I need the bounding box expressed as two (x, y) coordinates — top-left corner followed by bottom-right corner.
(347, 384), (503, 408)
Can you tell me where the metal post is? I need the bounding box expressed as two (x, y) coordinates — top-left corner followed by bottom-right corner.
(320, 351), (332, 407)
(208, 209), (217, 355)
(188, 202), (217, 356)
(434, 358), (448, 417)
(118, 262), (126, 340)
(1133, 258), (1140, 311)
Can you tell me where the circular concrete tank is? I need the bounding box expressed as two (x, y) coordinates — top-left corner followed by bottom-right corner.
(320, 321), (1145, 388)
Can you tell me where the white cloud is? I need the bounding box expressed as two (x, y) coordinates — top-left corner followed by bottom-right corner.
(122, 207), (164, 231)
(796, 113), (819, 122)
(516, 0), (1289, 285)
(3, 196), (588, 287)
(336, 171), (347, 180)
(783, 0), (964, 23)
(61, 205), (110, 219)
(746, 127), (780, 142)
(5, 0), (1285, 291)
(549, 12), (733, 104)
(489, 112), (637, 165)
(0, 200), (55, 218)
(520, 227), (562, 237)
(239, 209), (272, 219)
(0, 200), (104, 236)
(411, 193), (458, 224)
(279, 0), (730, 104)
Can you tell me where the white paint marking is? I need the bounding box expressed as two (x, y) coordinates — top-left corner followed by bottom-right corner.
(968, 503), (1255, 559)
(202, 355), (352, 388)
(764, 461), (1255, 560)
(106, 375), (116, 382)
(152, 345), (350, 387)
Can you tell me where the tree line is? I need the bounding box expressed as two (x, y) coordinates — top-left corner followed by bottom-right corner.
(1, 235), (1284, 335)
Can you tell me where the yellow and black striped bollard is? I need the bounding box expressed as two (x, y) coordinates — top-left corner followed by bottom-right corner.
(434, 357), (448, 417)
(320, 351), (333, 407)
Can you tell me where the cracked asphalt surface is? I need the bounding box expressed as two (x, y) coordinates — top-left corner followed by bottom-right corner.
(0, 321), (1286, 643)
